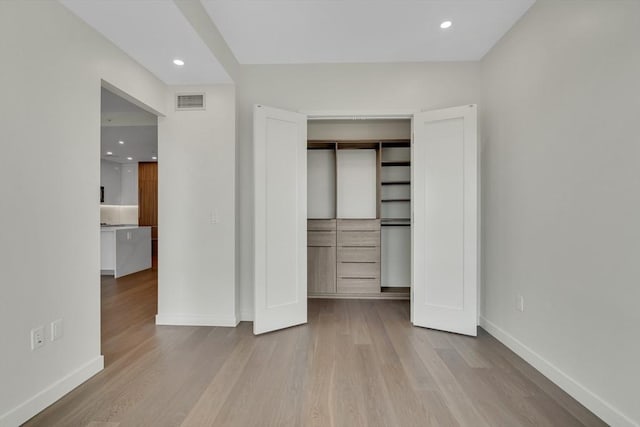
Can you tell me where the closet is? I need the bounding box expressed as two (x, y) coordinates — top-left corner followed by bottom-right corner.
(253, 104), (477, 336)
(306, 119), (411, 298)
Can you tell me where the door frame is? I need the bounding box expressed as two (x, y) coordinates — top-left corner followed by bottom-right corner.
(99, 80), (162, 358)
(305, 109), (417, 321)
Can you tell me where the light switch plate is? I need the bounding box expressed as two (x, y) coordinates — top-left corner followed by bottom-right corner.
(51, 319), (63, 341)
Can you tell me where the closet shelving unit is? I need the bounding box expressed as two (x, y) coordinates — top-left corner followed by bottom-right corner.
(307, 138), (411, 299)
(379, 141), (411, 294)
(379, 140), (411, 230)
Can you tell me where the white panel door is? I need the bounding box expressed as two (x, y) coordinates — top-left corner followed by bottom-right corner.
(254, 105), (308, 335)
(412, 105), (478, 336)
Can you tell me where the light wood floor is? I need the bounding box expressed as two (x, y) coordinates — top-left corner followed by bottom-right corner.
(24, 267), (605, 427)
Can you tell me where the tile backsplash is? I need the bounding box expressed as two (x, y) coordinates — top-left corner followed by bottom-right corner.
(101, 205), (138, 225)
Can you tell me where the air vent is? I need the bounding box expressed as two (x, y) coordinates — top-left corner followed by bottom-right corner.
(176, 93), (205, 111)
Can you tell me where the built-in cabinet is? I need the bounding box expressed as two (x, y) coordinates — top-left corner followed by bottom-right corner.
(307, 219), (336, 294)
(100, 159), (138, 206)
(307, 138), (411, 298)
(337, 219), (381, 293)
(121, 163), (138, 205)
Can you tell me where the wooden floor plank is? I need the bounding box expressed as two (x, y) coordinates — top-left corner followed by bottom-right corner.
(24, 267), (606, 427)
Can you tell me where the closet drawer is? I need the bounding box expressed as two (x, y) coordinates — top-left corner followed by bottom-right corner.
(337, 219), (380, 231)
(338, 230), (380, 247)
(307, 219), (337, 231)
(308, 230), (336, 247)
(338, 246), (380, 263)
(337, 278), (380, 294)
(308, 246), (336, 294)
(338, 262), (380, 279)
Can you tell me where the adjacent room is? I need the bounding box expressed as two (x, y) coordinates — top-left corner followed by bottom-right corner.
(1, 1), (638, 426)
(100, 86), (159, 366)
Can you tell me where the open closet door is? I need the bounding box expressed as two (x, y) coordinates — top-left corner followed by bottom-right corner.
(412, 105), (478, 336)
(253, 105), (308, 335)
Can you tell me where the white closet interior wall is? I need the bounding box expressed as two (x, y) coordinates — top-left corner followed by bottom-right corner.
(336, 149), (377, 219)
(307, 150), (336, 218)
(307, 119), (411, 140)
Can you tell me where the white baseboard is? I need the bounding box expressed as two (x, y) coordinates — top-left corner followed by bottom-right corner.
(239, 309), (253, 322)
(480, 316), (637, 427)
(0, 356), (104, 427)
(155, 313), (239, 327)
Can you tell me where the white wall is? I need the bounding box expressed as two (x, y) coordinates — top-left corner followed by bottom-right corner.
(481, 1), (640, 425)
(307, 150), (336, 219)
(100, 159), (122, 204)
(157, 85), (237, 326)
(237, 62), (480, 319)
(308, 119), (411, 140)
(336, 149), (378, 219)
(0, 2), (167, 425)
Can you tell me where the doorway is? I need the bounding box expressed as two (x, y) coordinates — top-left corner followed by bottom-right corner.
(306, 119), (412, 301)
(99, 83), (159, 364)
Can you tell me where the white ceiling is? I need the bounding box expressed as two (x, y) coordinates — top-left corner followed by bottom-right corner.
(202, 0), (536, 64)
(60, 0), (232, 85)
(61, 0), (535, 85)
(102, 87), (154, 115)
(101, 88), (158, 164)
(102, 126), (158, 164)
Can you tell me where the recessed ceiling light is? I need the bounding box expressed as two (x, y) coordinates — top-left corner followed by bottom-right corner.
(440, 20), (452, 29)
(118, 140), (124, 144)
(106, 151), (113, 155)
(127, 157), (133, 161)
(173, 58), (185, 66)
(152, 156), (157, 160)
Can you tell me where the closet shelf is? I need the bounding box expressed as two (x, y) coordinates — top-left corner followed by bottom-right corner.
(381, 218), (411, 227)
(381, 161), (411, 167)
(381, 199), (411, 203)
(381, 181), (410, 186)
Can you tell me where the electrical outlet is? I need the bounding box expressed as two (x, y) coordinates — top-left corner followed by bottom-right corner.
(516, 295), (525, 312)
(210, 211), (219, 224)
(51, 319), (63, 341)
(31, 326), (45, 350)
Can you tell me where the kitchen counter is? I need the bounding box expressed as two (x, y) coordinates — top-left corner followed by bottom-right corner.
(100, 224), (140, 230)
(101, 226), (152, 278)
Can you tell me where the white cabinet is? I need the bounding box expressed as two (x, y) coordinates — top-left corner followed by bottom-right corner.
(120, 163), (138, 205)
(100, 161), (138, 205)
(101, 226), (151, 278)
(100, 160), (121, 205)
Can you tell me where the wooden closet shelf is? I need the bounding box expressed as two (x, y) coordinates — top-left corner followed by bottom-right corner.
(381, 286), (411, 293)
(381, 218), (411, 227)
(381, 140), (411, 148)
(381, 161), (410, 167)
(381, 181), (410, 186)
